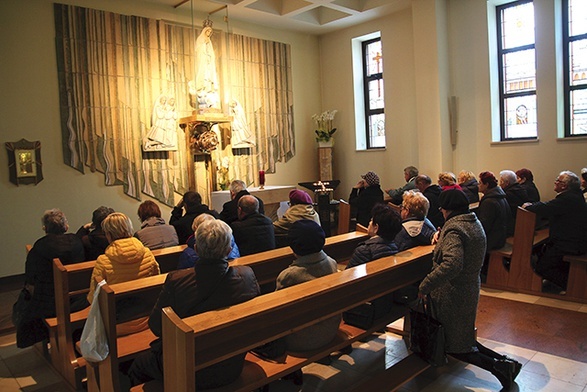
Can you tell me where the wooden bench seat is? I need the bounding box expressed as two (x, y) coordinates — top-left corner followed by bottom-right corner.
(485, 207), (548, 293)
(133, 245), (434, 392)
(563, 253), (587, 302)
(78, 232), (368, 391)
(84, 275), (167, 392)
(45, 245), (187, 390)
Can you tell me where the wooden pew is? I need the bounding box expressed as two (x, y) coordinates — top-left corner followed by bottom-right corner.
(563, 253), (587, 302)
(231, 229), (368, 287)
(150, 245), (187, 273)
(80, 232), (368, 391)
(45, 258), (94, 389)
(484, 207), (549, 293)
(135, 245), (434, 392)
(85, 275), (166, 392)
(337, 199), (351, 234)
(45, 245), (187, 390)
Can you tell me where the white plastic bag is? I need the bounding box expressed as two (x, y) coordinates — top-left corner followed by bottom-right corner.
(80, 280), (109, 362)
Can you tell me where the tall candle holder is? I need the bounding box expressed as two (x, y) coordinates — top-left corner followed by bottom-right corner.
(259, 170), (265, 189)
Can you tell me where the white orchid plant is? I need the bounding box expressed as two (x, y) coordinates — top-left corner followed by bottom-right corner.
(312, 110), (338, 142)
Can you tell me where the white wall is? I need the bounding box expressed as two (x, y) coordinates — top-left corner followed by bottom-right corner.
(319, 0), (586, 201)
(0, 0), (321, 277)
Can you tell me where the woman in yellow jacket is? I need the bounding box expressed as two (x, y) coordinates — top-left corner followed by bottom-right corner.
(87, 212), (160, 334)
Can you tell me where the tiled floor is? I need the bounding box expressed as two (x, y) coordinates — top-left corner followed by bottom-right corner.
(0, 288), (586, 391)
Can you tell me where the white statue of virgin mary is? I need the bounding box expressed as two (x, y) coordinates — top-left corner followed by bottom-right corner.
(189, 22), (220, 111)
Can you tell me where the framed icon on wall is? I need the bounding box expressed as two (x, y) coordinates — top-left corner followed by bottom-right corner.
(5, 139), (43, 186)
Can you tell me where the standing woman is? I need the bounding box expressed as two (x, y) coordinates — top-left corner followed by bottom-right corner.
(418, 189), (521, 390)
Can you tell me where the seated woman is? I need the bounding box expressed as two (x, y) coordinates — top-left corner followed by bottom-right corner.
(135, 200), (179, 250)
(478, 171), (511, 251)
(273, 189), (320, 248)
(394, 190), (437, 252)
(76, 206), (114, 260)
(515, 168), (541, 202)
(87, 212), (160, 334)
(458, 170), (480, 203)
(438, 172), (461, 191)
(177, 213), (240, 269)
(18, 209), (86, 348)
(346, 203), (402, 269)
(344, 204), (403, 326)
(276, 220), (340, 352)
(349, 171), (384, 227)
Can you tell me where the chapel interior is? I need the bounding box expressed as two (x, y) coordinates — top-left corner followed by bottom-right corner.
(1, 0), (586, 391)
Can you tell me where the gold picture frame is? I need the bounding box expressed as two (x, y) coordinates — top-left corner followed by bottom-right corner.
(5, 139), (43, 186)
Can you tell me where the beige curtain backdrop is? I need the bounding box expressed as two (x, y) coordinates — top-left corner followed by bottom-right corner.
(54, 3), (294, 206)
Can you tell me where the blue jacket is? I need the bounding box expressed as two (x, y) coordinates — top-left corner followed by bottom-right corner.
(394, 217), (436, 252)
(346, 236), (399, 269)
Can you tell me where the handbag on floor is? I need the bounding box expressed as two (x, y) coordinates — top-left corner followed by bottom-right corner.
(409, 295), (447, 366)
(12, 286), (32, 328)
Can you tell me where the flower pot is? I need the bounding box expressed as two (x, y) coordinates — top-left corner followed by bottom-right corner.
(318, 140), (334, 148)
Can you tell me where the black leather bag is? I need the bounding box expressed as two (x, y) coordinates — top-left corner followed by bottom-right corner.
(409, 296), (447, 367)
(251, 337), (286, 360)
(12, 286), (32, 328)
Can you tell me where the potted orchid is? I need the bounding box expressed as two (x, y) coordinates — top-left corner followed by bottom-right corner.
(312, 110), (337, 147)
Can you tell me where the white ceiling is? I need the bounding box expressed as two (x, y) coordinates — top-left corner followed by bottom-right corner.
(144, 0), (411, 35)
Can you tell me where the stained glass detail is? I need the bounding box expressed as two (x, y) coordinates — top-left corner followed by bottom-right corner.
(501, 2), (535, 50)
(365, 41), (382, 77)
(569, 0), (587, 36)
(570, 89), (587, 135)
(503, 49), (536, 93)
(368, 79), (384, 109)
(504, 95), (537, 139)
(570, 40), (587, 87)
(368, 114), (386, 148)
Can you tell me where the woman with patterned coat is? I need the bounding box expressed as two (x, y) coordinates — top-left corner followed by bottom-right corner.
(418, 189), (521, 390)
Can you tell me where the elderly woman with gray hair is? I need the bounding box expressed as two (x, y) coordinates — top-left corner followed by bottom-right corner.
(129, 219), (260, 389)
(418, 189), (522, 390)
(394, 190), (437, 251)
(18, 209), (86, 348)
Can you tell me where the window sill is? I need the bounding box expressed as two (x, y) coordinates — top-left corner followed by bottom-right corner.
(490, 138), (539, 146)
(355, 148), (387, 152)
(557, 135), (587, 142)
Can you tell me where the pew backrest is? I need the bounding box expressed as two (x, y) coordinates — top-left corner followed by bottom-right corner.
(161, 244), (434, 391)
(231, 230), (369, 285)
(337, 199), (351, 234)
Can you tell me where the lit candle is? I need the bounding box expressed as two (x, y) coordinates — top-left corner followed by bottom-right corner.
(259, 170), (265, 189)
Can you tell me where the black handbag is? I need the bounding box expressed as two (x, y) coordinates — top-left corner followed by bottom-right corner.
(12, 286), (32, 327)
(409, 296), (447, 367)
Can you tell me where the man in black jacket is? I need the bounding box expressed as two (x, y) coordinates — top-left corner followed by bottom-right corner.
(219, 180), (264, 224)
(500, 169), (529, 234)
(128, 219), (260, 389)
(415, 174), (444, 229)
(524, 171), (587, 292)
(170, 191), (218, 244)
(231, 195), (276, 256)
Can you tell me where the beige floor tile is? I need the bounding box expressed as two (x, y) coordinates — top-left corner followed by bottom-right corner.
(522, 352), (587, 386)
(478, 338), (538, 365)
(480, 288), (504, 298)
(496, 291), (541, 304)
(534, 297), (583, 311)
(515, 368), (585, 392)
(0, 376), (22, 392)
